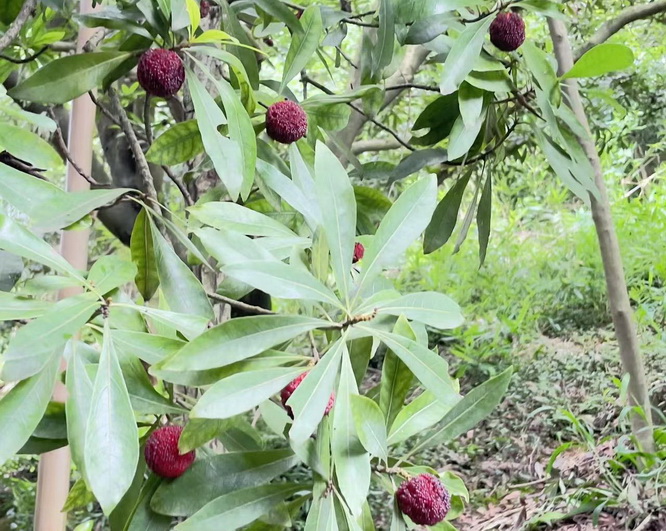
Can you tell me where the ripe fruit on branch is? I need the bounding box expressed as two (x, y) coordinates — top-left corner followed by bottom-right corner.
(396, 473), (451, 526)
(280, 372), (335, 419)
(199, 0), (210, 17)
(265, 100), (308, 144)
(489, 11), (525, 52)
(137, 49), (185, 98)
(353, 242), (365, 263)
(144, 426), (195, 478)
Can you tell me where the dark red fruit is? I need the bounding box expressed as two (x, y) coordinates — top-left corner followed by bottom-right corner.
(263, 37), (274, 47)
(199, 0), (210, 17)
(353, 242), (365, 263)
(280, 372), (335, 419)
(144, 426), (195, 478)
(396, 473), (451, 526)
(266, 100), (308, 144)
(137, 49), (185, 98)
(489, 12), (525, 52)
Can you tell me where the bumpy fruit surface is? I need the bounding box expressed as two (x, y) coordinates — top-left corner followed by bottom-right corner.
(396, 473), (451, 526)
(281, 372), (335, 419)
(265, 100), (308, 144)
(353, 242), (365, 263)
(137, 49), (185, 98)
(489, 12), (525, 52)
(199, 0), (210, 17)
(144, 426), (195, 478)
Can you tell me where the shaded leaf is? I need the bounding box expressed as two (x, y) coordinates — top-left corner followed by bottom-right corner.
(280, 6), (322, 92)
(423, 171), (472, 254)
(146, 120), (203, 165)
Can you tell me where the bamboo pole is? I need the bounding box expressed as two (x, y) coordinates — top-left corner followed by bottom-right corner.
(34, 0), (98, 527)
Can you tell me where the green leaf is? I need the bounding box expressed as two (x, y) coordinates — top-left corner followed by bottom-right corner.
(192, 367), (306, 419)
(152, 449), (299, 517)
(0, 250), (22, 292)
(562, 43), (634, 79)
(379, 318), (415, 428)
(189, 201), (297, 237)
(0, 0), (23, 25)
(280, 6), (322, 93)
(476, 172), (492, 266)
(151, 218), (213, 320)
(253, 0), (303, 34)
(132, 306), (209, 340)
(85, 322), (140, 514)
(351, 395), (387, 460)
(130, 209), (159, 301)
(302, 86), (382, 108)
(63, 477), (96, 513)
(88, 255), (137, 295)
(369, 291), (464, 329)
(356, 176), (437, 297)
(176, 483), (304, 531)
(0, 212), (85, 282)
(223, 261), (342, 308)
(185, 68), (243, 200)
(332, 351), (371, 517)
(171, 0), (190, 30)
(313, 142), (357, 301)
(289, 339), (345, 444)
(145, 120), (203, 165)
(458, 82), (485, 129)
(439, 18), (493, 95)
(125, 474), (172, 531)
(414, 368), (512, 451)
(364, 324), (459, 407)
(112, 330), (185, 365)
(388, 390), (458, 445)
(8, 52), (131, 104)
(1, 293), (99, 382)
(65, 341), (95, 475)
(405, 13), (455, 45)
(305, 491), (337, 530)
(372, 0), (394, 79)
(0, 352), (59, 467)
(158, 315), (328, 371)
(0, 123), (61, 169)
(423, 171), (472, 254)
(0, 292), (52, 321)
(178, 418), (230, 453)
(220, 1), (260, 89)
(196, 227), (275, 267)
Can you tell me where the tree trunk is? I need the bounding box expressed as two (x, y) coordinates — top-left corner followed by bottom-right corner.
(33, 1), (100, 528)
(548, 19), (654, 453)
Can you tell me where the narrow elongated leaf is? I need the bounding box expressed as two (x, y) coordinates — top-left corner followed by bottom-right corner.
(458, 82), (485, 128)
(189, 201), (296, 237)
(356, 176), (437, 296)
(423, 171), (472, 254)
(130, 209), (159, 301)
(223, 261), (342, 308)
(85, 323), (140, 514)
(388, 390), (459, 445)
(332, 351), (370, 517)
(0, 213), (85, 282)
(305, 491), (337, 531)
(439, 18), (493, 95)
(159, 315), (328, 371)
(196, 227), (275, 268)
(65, 341), (95, 474)
(562, 43), (634, 79)
(414, 368), (512, 451)
(288, 144), (323, 228)
(111, 330), (185, 365)
(280, 6), (322, 92)
(176, 483), (304, 531)
(145, 120), (203, 165)
(133, 306), (208, 340)
(289, 339), (344, 444)
(0, 352), (59, 466)
(447, 108), (486, 161)
(0, 124), (61, 169)
(0, 293), (52, 321)
(192, 367), (306, 419)
(220, 1), (259, 88)
(314, 142), (357, 301)
(151, 219), (213, 320)
(477, 172), (492, 265)
(126, 474), (172, 531)
(372, 291), (464, 329)
(87, 255), (137, 295)
(351, 395), (387, 460)
(8, 52), (131, 104)
(379, 318), (416, 427)
(372, 0), (394, 79)
(253, 0), (303, 33)
(152, 449), (299, 516)
(1, 293), (99, 381)
(0, 250), (22, 292)
(186, 69), (243, 200)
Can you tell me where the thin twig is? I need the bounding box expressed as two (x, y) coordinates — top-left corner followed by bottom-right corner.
(162, 165), (194, 206)
(143, 95), (153, 145)
(342, 18), (378, 28)
(303, 75), (415, 152)
(88, 91), (122, 127)
(108, 85), (159, 204)
(335, 46), (357, 69)
(47, 108), (101, 186)
(207, 292), (275, 315)
(0, 46), (47, 64)
(0, 0), (37, 53)
(445, 121), (521, 166)
(385, 83), (440, 93)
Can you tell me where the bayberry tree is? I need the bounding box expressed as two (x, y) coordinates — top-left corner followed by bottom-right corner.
(0, 0), (662, 528)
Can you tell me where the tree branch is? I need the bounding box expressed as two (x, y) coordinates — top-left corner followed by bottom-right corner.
(0, 46), (47, 63)
(207, 292), (275, 315)
(576, 0), (666, 59)
(352, 138), (402, 154)
(0, 0), (37, 53)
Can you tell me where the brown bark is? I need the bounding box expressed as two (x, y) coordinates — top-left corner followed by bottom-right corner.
(548, 19), (654, 453)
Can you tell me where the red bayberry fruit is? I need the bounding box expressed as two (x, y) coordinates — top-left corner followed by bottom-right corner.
(280, 372), (335, 419)
(489, 12), (525, 52)
(199, 0), (210, 17)
(144, 426), (195, 478)
(353, 242), (365, 263)
(396, 473), (451, 526)
(137, 49), (185, 98)
(265, 100), (308, 144)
